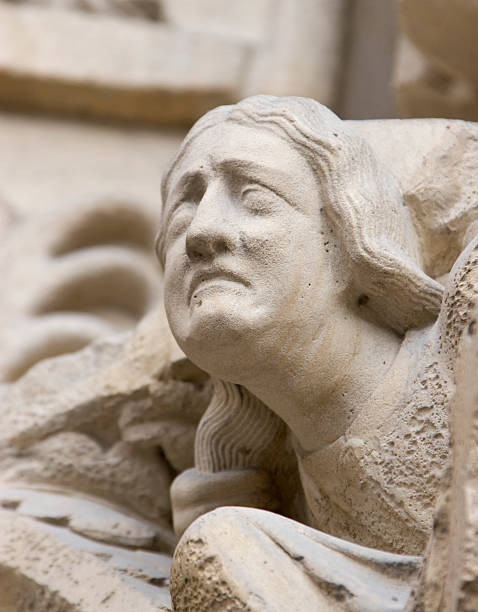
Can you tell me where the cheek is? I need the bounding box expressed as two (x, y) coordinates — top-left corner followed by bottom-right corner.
(243, 217), (299, 260)
(250, 220), (313, 272)
(163, 247), (188, 308)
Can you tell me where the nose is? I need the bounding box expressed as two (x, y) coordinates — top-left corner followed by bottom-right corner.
(185, 184), (237, 262)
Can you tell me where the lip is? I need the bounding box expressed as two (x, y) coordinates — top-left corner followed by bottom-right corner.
(188, 270), (249, 304)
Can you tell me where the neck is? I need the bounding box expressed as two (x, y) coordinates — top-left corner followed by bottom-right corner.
(239, 306), (402, 452)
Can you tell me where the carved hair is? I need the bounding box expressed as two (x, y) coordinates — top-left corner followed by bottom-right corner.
(195, 379), (288, 473)
(195, 379), (300, 510)
(159, 95), (443, 335)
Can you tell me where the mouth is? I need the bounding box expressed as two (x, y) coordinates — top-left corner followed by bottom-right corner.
(188, 270), (249, 304)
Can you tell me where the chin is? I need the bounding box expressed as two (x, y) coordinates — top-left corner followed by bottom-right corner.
(174, 304), (262, 380)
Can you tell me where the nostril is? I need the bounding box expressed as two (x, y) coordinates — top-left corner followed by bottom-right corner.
(185, 232), (212, 262)
(186, 231), (232, 262)
(189, 247), (207, 262)
(215, 239), (229, 254)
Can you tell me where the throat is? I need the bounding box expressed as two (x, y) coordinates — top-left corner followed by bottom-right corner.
(244, 315), (403, 453)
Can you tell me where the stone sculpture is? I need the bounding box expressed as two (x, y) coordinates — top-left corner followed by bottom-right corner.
(156, 95), (478, 610)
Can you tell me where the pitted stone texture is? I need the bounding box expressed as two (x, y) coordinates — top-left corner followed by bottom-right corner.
(171, 507), (421, 612)
(407, 288), (478, 611)
(0, 509), (172, 611)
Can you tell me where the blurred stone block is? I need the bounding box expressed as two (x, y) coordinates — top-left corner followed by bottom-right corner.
(400, 0), (478, 86)
(394, 35), (478, 121)
(161, 0), (272, 43)
(243, 0), (347, 107)
(0, 2), (247, 124)
(395, 0), (478, 120)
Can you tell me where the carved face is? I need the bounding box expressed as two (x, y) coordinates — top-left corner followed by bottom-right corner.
(160, 122), (339, 380)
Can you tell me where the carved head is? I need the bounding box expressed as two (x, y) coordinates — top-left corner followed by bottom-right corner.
(156, 96), (442, 378)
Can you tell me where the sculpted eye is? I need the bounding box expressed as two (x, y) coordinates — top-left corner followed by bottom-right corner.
(165, 172), (206, 237)
(241, 184), (279, 215)
(164, 201), (195, 245)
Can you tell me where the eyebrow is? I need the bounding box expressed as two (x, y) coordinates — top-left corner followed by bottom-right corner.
(218, 158), (291, 181)
(217, 158), (295, 204)
(165, 155), (299, 217)
(161, 169), (205, 235)
(169, 168), (206, 197)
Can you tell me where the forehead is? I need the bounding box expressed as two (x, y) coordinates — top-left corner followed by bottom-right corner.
(166, 121), (314, 193)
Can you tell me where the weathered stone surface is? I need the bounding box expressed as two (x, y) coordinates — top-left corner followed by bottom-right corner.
(0, 196), (163, 382)
(407, 301), (478, 611)
(0, 509), (172, 611)
(350, 118), (478, 277)
(172, 507), (422, 612)
(3, 89), (478, 609)
(0, 304), (210, 609)
(0, 303), (210, 535)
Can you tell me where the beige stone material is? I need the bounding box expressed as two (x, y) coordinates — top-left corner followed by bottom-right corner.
(0, 192), (17, 240)
(0, 197), (161, 382)
(242, 0), (348, 107)
(0, 305), (209, 491)
(3, 94), (477, 609)
(394, 36), (478, 123)
(407, 297), (478, 610)
(0, 510), (171, 611)
(161, 0), (272, 44)
(8, 0), (162, 20)
(0, 306), (210, 609)
(399, 0), (478, 87)
(396, 0), (478, 120)
(157, 96), (478, 610)
(172, 507), (422, 612)
(0, 111), (184, 380)
(0, 112), (183, 218)
(0, 3), (247, 124)
(0, 0), (351, 124)
(349, 118), (478, 278)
